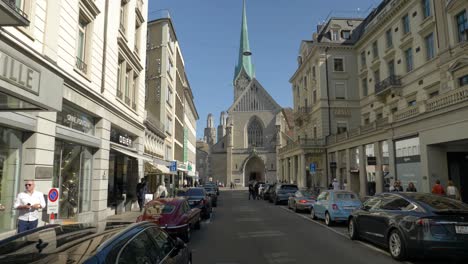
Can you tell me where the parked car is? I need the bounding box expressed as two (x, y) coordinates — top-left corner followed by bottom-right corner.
(312, 190), (362, 226)
(203, 185), (218, 207)
(136, 198), (202, 242)
(262, 184), (272, 200)
(270, 184), (299, 205)
(348, 192), (468, 261)
(178, 187), (212, 219)
(288, 189), (317, 212)
(0, 222), (191, 264)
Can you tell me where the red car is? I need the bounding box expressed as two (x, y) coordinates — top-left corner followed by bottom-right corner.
(137, 198), (202, 242)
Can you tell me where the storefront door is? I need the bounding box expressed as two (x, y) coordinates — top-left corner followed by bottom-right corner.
(108, 150), (138, 214)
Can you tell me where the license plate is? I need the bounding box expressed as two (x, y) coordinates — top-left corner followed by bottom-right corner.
(455, 226), (468, 234)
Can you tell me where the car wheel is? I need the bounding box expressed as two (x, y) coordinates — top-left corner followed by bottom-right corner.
(194, 216), (201, 230)
(183, 226), (191, 243)
(311, 208), (317, 220)
(274, 198), (279, 205)
(348, 218), (359, 240)
(325, 212), (333, 226)
(388, 229), (407, 261)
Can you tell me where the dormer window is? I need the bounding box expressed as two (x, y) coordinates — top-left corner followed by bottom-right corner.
(331, 30), (339, 41)
(341, 30), (351, 40)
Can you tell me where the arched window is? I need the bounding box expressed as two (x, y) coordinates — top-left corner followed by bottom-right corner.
(248, 119), (263, 147)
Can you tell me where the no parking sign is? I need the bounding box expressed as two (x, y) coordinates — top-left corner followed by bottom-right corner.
(47, 188), (59, 214)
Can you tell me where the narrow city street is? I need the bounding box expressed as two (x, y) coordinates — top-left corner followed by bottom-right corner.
(190, 189), (453, 264)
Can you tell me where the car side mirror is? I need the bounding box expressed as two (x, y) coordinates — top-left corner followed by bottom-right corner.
(175, 237), (185, 250)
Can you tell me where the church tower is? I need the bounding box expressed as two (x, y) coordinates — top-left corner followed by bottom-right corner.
(217, 111), (227, 142)
(204, 113), (216, 145)
(233, 0), (255, 101)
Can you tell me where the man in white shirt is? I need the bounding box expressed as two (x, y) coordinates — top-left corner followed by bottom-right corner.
(154, 182), (168, 198)
(14, 180), (46, 233)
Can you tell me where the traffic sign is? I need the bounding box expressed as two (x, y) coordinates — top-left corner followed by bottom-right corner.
(169, 161), (177, 172)
(47, 188), (59, 214)
(309, 163), (316, 173)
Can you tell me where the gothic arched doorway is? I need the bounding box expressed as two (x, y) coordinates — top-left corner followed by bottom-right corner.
(243, 156), (265, 186)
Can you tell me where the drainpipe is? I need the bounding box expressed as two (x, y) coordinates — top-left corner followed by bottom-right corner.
(324, 47), (332, 187)
(100, 0), (110, 93)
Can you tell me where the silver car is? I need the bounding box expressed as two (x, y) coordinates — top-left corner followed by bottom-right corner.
(288, 189), (317, 212)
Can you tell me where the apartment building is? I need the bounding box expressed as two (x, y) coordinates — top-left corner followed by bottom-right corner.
(282, 0), (468, 202)
(278, 17), (364, 189)
(0, 0), (149, 239)
(146, 12), (198, 192)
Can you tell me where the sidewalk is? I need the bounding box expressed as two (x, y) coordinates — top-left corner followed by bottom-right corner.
(106, 209), (141, 223)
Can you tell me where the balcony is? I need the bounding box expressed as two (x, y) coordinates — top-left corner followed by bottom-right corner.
(426, 87), (468, 113)
(375, 75), (402, 96)
(75, 57), (87, 74)
(0, 0), (29, 26)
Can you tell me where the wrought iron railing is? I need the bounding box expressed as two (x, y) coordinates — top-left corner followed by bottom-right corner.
(3, 0), (29, 19)
(75, 57), (87, 74)
(375, 75), (401, 95)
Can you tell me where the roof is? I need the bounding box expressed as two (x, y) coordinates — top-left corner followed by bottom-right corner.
(282, 107), (294, 129)
(233, 0), (255, 82)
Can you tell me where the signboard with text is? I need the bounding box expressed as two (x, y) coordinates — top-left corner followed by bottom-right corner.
(309, 163), (316, 173)
(169, 161), (177, 172)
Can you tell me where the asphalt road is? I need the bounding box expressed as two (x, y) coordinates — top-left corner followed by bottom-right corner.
(190, 189), (435, 264)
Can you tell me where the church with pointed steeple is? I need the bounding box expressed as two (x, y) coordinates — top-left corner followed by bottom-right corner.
(197, 0), (288, 186)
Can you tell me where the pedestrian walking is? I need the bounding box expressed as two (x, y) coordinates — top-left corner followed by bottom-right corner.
(406, 182), (417, 192)
(431, 180), (445, 195)
(248, 182), (255, 200)
(155, 182), (168, 198)
(14, 180), (46, 233)
(446, 180), (460, 200)
(332, 178), (340, 190)
(390, 180), (403, 192)
(136, 178), (147, 212)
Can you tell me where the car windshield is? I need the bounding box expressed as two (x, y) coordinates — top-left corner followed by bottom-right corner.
(335, 193), (358, 200)
(300, 191), (315, 197)
(145, 203), (176, 215)
(280, 185), (298, 190)
(407, 194), (468, 211)
(185, 188), (205, 196)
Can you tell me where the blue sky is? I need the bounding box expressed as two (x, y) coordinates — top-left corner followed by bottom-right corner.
(149, 0), (377, 138)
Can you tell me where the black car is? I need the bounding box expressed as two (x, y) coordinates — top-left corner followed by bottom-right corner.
(270, 184), (299, 205)
(260, 184), (271, 200)
(0, 222), (191, 264)
(203, 185), (218, 207)
(264, 183), (276, 201)
(179, 187), (212, 219)
(348, 192), (468, 261)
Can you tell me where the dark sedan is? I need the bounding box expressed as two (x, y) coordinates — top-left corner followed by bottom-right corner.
(270, 184), (298, 205)
(137, 198), (202, 242)
(203, 185), (218, 207)
(348, 192), (468, 261)
(0, 222), (191, 264)
(178, 187), (212, 219)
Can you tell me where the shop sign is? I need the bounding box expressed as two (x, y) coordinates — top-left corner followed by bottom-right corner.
(169, 161), (177, 172)
(396, 155), (420, 164)
(110, 128), (133, 147)
(57, 105), (95, 134)
(187, 162), (193, 171)
(0, 50), (40, 94)
(47, 188), (59, 214)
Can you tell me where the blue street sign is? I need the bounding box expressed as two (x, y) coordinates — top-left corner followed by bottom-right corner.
(309, 163), (316, 173)
(169, 161), (177, 172)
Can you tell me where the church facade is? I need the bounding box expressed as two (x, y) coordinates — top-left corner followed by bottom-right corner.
(197, 0), (286, 186)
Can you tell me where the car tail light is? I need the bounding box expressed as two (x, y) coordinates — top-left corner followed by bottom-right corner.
(200, 199), (205, 205)
(416, 218), (432, 226)
(299, 200), (307, 204)
(332, 204), (339, 210)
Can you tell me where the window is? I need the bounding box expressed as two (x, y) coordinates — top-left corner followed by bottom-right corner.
(429, 90), (439, 98)
(408, 100), (417, 106)
(135, 22), (141, 54)
(334, 58), (344, 72)
(313, 90), (317, 103)
(76, 14), (89, 73)
(124, 70), (131, 104)
(360, 52), (366, 67)
(117, 230), (161, 264)
(456, 10), (467, 42)
(337, 122), (347, 134)
(374, 69), (380, 85)
(376, 112), (383, 120)
(362, 78), (368, 97)
(167, 57), (173, 77)
(132, 75), (138, 110)
(386, 29), (393, 48)
(313, 125), (317, 138)
(425, 33), (435, 60)
(402, 14), (410, 34)
(117, 60), (124, 99)
(119, 1), (127, 34)
(331, 30), (339, 41)
(248, 119), (263, 147)
(422, 0), (431, 19)
(388, 60), (395, 76)
(303, 75), (308, 89)
(405, 48), (413, 72)
(335, 82), (346, 99)
(166, 117), (172, 134)
(460, 75), (468, 87)
(341, 30), (351, 40)
(165, 146), (171, 160)
(379, 196), (412, 211)
(391, 106), (398, 113)
(312, 66), (316, 78)
(372, 41), (379, 58)
(364, 117), (370, 125)
(166, 86), (173, 106)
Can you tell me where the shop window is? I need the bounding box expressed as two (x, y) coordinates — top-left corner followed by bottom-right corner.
(455, 10), (467, 42)
(333, 58), (344, 72)
(0, 127), (23, 233)
(53, 141), (93, 219)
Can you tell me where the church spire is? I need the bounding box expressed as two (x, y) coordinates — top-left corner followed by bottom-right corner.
(234, 0), (255, 83)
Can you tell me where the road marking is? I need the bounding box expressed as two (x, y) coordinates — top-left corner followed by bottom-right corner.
(237, 230), (285, 239)
(277, 206), (415, 264)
